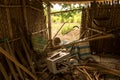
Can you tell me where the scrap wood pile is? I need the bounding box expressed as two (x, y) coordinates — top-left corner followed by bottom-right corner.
(0, 0), (47, 80)
(44, 37), (120, 80)
(41, 53), (120, 80)
(42, 0), (120, 79)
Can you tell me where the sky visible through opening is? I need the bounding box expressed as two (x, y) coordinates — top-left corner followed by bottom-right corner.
(52, 4), (82, 11)
(53, 4), (62, 11)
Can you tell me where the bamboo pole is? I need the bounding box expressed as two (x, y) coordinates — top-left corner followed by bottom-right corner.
(86, 63), (120, 77)
(0, 47), (38, 80)
(87, 28), (105, 34)
(4, 0), (13, 39)
(51, 8), (82, 14)
(54, 34), (115, 50)
(76, 67), (91, 80)
(29, 6), (43, 12)
(94, 72), (100, 80)
(4, 43), (19, 80)
(5, 51), (19, 80)
(32, 29), (48, 35)
(7, 40), (24, 79)
(21, 1), (36, 74)
(0, 4), (22, 7)
(18, 25), (36, 74)
(0, 63), (9, 80)
(53, 22), (67, 39)
(21, 38), (36, 74)
(47, 4), (52, 47)
(22, 0), (29, 33)
(0, 4), (43, 12)
(82, 68), (93, 80)
(16, 47), (28, 67)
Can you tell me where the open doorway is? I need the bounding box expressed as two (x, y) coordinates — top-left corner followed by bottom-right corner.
(51, 3), (82, 42)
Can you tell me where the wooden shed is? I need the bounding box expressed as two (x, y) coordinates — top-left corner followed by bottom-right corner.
(0, 0), (120, 80)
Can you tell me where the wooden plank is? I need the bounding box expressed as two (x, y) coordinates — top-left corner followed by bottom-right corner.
(0, 47), (38, 80)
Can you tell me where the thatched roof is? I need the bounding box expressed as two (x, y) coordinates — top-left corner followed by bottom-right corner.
(49, 0), (112, 3)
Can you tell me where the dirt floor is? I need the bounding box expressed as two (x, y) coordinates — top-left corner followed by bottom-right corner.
(59, 28), (80, 42)
(52, 23), (80, 42)
(53, 28), (80, 42)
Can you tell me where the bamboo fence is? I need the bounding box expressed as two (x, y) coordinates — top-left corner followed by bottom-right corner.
(0, 0), (47, 79)
(80, 0), (120, 54)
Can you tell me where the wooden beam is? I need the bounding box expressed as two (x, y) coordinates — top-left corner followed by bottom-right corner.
(53, 34), (115, 50)
(87, 28), (106, 34)
(28, 6), (43, 12)
(49, 0), (112, 3)
(0, 4), (42, 12)
(32, 29), (47, 35)
(0, 47), (37, 80)
(47, 4), (52, 47)
(51, 9), (82, 14)
(0, 4), (22, 7)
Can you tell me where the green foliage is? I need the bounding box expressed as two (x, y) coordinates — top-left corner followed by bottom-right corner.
(51, 4), (82, 23)
(51, 12), (81, 23)
(51, 4), (82, 35)
(31, 34), (47, 52)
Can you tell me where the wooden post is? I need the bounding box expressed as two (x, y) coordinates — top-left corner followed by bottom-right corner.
(47, 4), (52, 47)
(22, 0), (29, 33)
